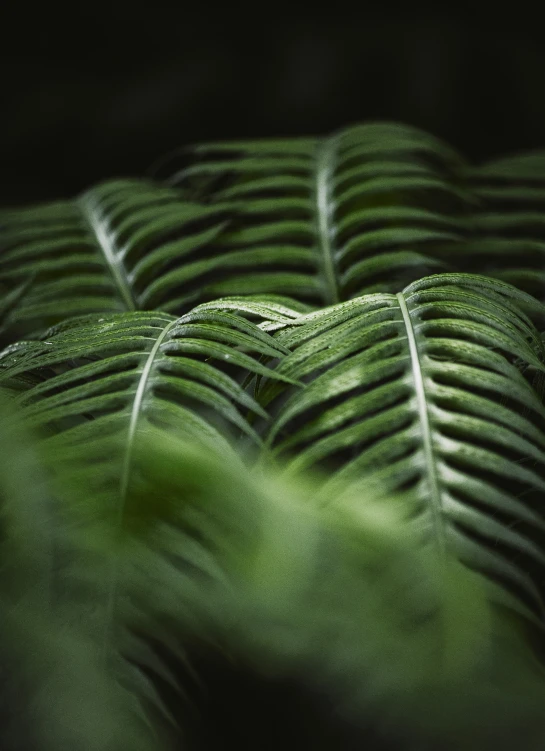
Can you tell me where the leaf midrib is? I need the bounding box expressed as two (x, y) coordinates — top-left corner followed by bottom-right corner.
(79, 195), (137, 311)
(101, 318), (177, 668)
(314, 136), (340, 306)
(397, 292), (446, 555)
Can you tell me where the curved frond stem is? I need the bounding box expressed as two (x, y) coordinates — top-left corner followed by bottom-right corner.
(397, 291), (446, 556)
(99, 319), (179, 668)
(79, 193), (137, 311)
(314, 135), (340, 306)
(120, 319), (177, 500)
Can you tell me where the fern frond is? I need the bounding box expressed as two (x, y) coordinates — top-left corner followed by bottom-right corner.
(0, 179), (230, 340)
(252, 273), (545, 625)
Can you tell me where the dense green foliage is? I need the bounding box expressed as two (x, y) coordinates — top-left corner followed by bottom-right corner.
(2, 122), (545, 749)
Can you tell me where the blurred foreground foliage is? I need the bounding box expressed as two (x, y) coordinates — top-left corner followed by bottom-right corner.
(1, 389), (545, 750)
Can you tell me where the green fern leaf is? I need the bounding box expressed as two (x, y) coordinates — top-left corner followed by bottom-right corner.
(254, 273), (545, 625)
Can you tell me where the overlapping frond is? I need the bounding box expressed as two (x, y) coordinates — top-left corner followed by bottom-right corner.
(0, 179), (230, 341)
(0, 305), (296, 455)
(158, 124), (545, 306)
(460, 152), (545, 300)
(250, 274), (545, 624)
(5, 124), (545, 345)
(159, 122), (471, 305)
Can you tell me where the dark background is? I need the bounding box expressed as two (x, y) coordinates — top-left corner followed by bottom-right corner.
(2, 6), (545, 207)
